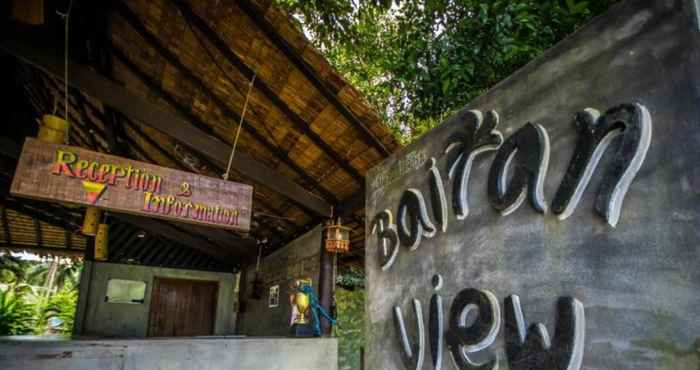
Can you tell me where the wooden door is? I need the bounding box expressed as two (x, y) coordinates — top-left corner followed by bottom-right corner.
(148, 278), (219, 337)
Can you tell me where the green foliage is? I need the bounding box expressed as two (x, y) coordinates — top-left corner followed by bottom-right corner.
(0, 253), (29, 283)
(276, 0), (618, 142)
(334, 287), (365, 370)
(336, 265), (364, 289)
(0, 284), (36, 335)
(27, 259), (82, 291)
(34, 283), (78, 336)
(0, 256), (81, 337)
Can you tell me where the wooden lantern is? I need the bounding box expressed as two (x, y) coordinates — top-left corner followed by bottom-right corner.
(324, 218), (350, 254)
(94, 223), (109, 261)
(82, 206), (101, 236)
(38, 114), (69, 145)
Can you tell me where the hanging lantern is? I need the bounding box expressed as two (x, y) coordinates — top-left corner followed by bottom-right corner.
(94, 223), (109, 261)
(324, 218), (350, 254)
(38, 114), (69, 144)
(82, 206), (101, 236)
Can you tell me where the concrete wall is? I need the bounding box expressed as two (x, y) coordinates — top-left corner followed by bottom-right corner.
(74, 262), (237, 338)
(365, 0), (700, 369)
(238, 225), (322, 336)
(0, 337), (337, 370)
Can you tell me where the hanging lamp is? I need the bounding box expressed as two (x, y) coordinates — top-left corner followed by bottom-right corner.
(324, 216), (351, 254)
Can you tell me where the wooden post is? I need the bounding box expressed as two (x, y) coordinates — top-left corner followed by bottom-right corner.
(318, 228), (334, 335)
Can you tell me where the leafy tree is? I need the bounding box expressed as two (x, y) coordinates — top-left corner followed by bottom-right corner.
(0, 284), (36, 335)
(276, 0), (618, 142)
(0, 256), (82, 337)
(27, 258), (82, 295)
(0, 253), (29, 284)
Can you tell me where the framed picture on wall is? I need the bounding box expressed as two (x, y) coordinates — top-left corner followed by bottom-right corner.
(268, 285), (279, 308)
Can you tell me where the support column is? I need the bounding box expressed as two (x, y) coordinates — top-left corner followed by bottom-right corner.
(318, 230), (334, 335)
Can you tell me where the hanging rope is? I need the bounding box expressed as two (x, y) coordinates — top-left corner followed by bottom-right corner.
(223, 73), (256, 181)
(57, 0), (74, 144)
(179, 9), (260, 181)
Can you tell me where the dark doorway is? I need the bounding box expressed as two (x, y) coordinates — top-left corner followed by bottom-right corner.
(147, 277), (219, 337)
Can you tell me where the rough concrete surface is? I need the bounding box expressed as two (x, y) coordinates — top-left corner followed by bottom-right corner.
(239, 225), (322, 336)
(365, 0), (700, 369)
(0, 337), (337, 370)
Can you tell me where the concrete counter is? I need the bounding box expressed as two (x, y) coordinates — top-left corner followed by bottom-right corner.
(0, 337), (337, 370)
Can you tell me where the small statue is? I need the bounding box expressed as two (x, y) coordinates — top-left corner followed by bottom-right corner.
(289, 278), (336, 337)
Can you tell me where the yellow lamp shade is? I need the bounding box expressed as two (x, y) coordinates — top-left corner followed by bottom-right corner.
(94, 223), (109, 261)
(82, 207), (102, 236)
(38, 115), (69, 144)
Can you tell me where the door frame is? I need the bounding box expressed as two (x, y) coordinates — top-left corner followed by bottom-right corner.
(147, 277), (220, 337)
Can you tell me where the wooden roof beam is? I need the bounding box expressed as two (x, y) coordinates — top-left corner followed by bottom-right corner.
(0, 24), (331, 217)
(235, 0), (392, 157)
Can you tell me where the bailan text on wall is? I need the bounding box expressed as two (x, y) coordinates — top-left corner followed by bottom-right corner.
(368, 103), (652, 370)
(11, 138), (253, 232)
(365, 2), (700, 369)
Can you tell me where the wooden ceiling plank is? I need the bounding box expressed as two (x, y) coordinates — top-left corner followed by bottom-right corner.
(235, 0), (392, 157)
(174, 248), (196, 267)
(164, 247), (188, 266)
(133, 238), (158, 262)
(112, 213), (233, 262)
(114, 45), (333, 219)
(114, 3), (343, 204)
(142, 241), (170, 266)
(33, 218), (42, 247)
(1, 207), (11, 244)
(64, 229), (72, 249)
(171, 0), (364, 185)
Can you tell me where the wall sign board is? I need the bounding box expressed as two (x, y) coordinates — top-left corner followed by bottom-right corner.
(11, 138), (253, 232)
(364, 1), (700, 369)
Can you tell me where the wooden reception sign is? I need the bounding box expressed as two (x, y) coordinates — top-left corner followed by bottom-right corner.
(10, 138), (253, 232)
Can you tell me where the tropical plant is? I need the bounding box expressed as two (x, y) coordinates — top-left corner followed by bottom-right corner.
(26, 258), (82, 294)
(0, 284), (36, 335)
(336, 265), (364, 289)
(276, 0), (618, 142)
(34, 283), (78, 336)
(0, 253), (29, 284)
(334, 287), (365, 370)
